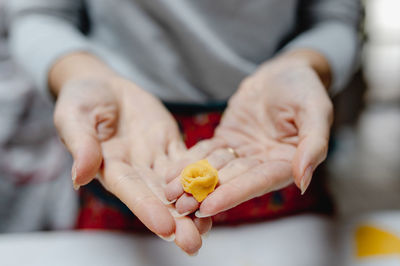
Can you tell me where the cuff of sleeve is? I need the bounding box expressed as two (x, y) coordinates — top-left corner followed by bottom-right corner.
(282, 22), (360, 96)
(9, 15), (93, 104)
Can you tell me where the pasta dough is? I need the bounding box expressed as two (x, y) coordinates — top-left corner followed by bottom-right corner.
(180, 159), (219, 202)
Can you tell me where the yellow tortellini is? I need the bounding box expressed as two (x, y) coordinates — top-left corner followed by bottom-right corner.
(180, 159), (219, 202)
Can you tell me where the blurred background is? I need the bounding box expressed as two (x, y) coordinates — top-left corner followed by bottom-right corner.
(328, 1), (400, 264)
(0, 0), (400, 266)
(329, 0), (400, 217)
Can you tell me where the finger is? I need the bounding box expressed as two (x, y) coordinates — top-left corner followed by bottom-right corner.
(187, 138), (228, 159)
(100, 160), (175, 238)
(165, 177), (184, 202)
(164, 141), (232, 201)
(206, 148), (237, 169)
(218, 158), (260, 184)
(167, 158), (257, 202)
(168, 148), (238, 212)
(175, 193), (199, 215)
(196, 161), (292, 218)
(293, 101), (333, 194)
(293, 134), (329, 195)
(132, 165), (173, 205)
(54, 89), (118, 189)
(54, 113), (103, 189)
(174, 217), (202, 255)
(153, 138), (187, 179)
(193, 217), (212, 236)
(167, 139), (187, 161)
(165, 138), (227, 183)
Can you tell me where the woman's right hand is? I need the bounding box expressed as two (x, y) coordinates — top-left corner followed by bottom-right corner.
(51, 53), (210, 255)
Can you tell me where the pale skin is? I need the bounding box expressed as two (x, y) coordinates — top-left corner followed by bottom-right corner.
(164, 50), (333, 218)
(51, 49), (333, 254)
(50, 53), (210, 255)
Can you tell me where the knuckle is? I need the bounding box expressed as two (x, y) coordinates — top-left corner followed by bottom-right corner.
(254, 168), (272, 189)
(130, 194), (155, 212)
(108, 172), (139, 192)
(105, 171), (158, 212)
(226, 181), (244, 196)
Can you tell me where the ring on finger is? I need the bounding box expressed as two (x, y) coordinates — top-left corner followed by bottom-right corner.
(226, 147), (239, 158)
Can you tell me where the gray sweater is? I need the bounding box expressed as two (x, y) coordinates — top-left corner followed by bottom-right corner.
(6, 0), (361, 103)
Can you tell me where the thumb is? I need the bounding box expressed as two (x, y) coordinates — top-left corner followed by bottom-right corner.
(292, 134), (329, 195)
(56, 114), (103, 189)
(292, 102), (333, 194)
(53, 78), (119, 189)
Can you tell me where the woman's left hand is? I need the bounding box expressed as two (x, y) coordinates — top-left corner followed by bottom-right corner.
(165, 51), (334, 217)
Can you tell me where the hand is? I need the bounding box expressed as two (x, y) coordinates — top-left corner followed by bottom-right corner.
(165, 50), (333, 218)
(52, 54), (210, 255)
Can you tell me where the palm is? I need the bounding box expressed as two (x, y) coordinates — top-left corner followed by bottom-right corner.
(99, 81), (180, 215)
(214, 88), (298, 191)
(193, 65), (333, 217)
(199, 78), (303, 213)
(165, 64), (333, 218)
(55, 77), (208, 254)
(219, 83), (301, 160)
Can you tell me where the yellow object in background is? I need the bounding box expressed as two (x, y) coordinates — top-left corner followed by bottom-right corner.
(180, 159), (219, 202)
(355, 225), (400, 258)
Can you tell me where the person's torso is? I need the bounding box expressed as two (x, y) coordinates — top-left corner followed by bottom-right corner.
(86, 0), (299, 102)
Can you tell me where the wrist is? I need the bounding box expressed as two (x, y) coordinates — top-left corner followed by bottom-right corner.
(49, 52), (117, 97)
(274, 49), (332, 89)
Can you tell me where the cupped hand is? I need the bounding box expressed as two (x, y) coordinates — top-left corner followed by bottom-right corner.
(54, 75), (210, 254)
(165, 52), (333, 218)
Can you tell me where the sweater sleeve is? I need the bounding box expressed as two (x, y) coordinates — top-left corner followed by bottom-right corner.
(283, 0), (362, 95)
(6, 0), (92, 102)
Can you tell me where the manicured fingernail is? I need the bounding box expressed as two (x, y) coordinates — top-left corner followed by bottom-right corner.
(71, 165), (80, 190)
(160, 198), (176, 205)
(201, 232), (210, 239)
(195, 210), (211, 218)
(71, 164), (76, 182)
(157, 233), (175, 242)
(173, 211), (191, 218)
(300, 166), (313, 195)
(188, 251), (198, 257)
(73, 183), (81, 191)
(167, 198), (177, 204)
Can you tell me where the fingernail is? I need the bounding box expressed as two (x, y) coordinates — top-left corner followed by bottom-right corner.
(157, 233), (175, 242)
(71, 165), (80, 191)
(300, 166), (313, 195)
(201, 232), (209, 239)
(73, 183), (81, 191)
(195, 210), (211, 218)
(160, 198), (176, 205)
(167, 198), (177, 204)
(71, 164), (76, 182)
(173, 211), (192, 218)
(188, 251), (199, 257)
